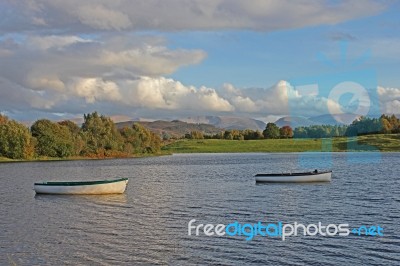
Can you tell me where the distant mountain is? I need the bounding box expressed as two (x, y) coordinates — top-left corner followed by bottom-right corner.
(309, 114), (361, 125)
(181, 116), (266, 131)
(116, 120), (222, 138)
(274, 116), (317, 128)
(274, 114), (364, 128)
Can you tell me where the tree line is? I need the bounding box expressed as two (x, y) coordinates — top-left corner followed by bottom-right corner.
(294, 114), (400, 138)
(0, 112), (161, 160)
(185, 123), (294, 140)
(185, 114), (400, 140)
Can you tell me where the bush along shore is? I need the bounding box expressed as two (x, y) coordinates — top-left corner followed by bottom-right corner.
(0, 112), (162, 161)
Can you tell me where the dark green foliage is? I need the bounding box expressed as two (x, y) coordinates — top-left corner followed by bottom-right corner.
(81, 112), (124, 155)
(293, 115), (400, 138)
(345, 116), (382, 136)
(294, 125), (347, 138)
(58, 120), (85, 156)
(263, 123), (280, 139)
(242, 129), (264, 140)
(31, 119), (75, 157)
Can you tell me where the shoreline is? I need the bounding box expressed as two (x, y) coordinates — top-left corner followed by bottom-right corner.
(0, 152), (171, 164)
(1, 134), (399, 163)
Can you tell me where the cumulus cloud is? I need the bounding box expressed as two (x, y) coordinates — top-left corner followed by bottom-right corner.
(221, 80), (339, 116)
(377, 86), (400, 114)
(69, 78), (122, 104)
(1, 0), (386, 33)
(0, 33), (208, 118)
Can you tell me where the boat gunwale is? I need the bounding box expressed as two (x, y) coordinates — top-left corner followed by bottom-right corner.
(255, 171), (332, 177)
(34, 178), (128, 186)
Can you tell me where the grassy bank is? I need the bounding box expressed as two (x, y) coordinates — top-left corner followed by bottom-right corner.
(162, 134), (400, 153)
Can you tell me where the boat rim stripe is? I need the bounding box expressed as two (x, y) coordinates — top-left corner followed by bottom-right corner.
(34, 178), (128, 186)
(255, 171), (332, 177)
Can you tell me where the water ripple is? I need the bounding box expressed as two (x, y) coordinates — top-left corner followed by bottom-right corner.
(1, 152), (400, 265)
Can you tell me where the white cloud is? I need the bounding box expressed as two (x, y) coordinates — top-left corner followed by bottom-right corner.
(119, 77), (234, 112)
(0, 33), (209, 117)
(69, 78), (122, 104)
(377, 86), (400, 102)
(377, 86), (400, 114)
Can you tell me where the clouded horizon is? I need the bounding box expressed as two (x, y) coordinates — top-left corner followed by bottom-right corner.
(1, 0), (399, 123)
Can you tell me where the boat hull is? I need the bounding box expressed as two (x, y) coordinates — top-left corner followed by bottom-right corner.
(255, 172), (331, 183)
(34, 178), (129, 195)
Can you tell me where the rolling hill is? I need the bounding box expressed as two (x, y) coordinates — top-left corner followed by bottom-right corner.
(116, 120), (222, 138)
(181, 116), (266, 131)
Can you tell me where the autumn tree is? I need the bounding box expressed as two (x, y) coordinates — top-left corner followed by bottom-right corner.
(189, 130), (204, 139)
(279, 125), (293, 138)
(0, 119), (35, 159)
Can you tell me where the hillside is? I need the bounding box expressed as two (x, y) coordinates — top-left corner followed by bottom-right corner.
(275, 114), (366, 128)
(274, 116), (316, 128)
(116, 120), (222, 138)
(181, 116), (266, 131)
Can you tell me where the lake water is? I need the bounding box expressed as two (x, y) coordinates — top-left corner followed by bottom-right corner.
(1, 153), (399, 265)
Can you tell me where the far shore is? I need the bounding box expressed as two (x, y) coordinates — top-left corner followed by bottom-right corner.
(162, 134), (400, 153)
(0, 153), (170, 163)
(1, 134), (399, 163)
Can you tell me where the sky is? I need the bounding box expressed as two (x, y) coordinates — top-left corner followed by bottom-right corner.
(0, 0), (399, 123)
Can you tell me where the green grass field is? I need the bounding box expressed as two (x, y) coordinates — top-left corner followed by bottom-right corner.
(162, 134), (400, 153)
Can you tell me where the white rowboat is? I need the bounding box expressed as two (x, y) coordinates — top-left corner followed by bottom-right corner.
(255, 171), (332, 183)
(34, 178), (129, 195)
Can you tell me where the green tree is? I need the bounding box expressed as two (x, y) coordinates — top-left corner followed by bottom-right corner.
(81, 112), (124, 155)
(58, 120), (85, 155)
(120, 123), (161, 154)
(31, 119), (74, 157)
(189, 130), (204, 139)
(345, 117), (382, 136)
(0, 119), (35, 159)
(293, 127), (308, 138)
(223, 130), (234, 140)
(263, 123), (280, 139)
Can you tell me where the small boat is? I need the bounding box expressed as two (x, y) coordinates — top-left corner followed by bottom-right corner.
(34, 178), (129, 195)
(255, 170), (332, 183)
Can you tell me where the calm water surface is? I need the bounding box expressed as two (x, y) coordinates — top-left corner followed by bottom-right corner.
(1, 153), (399, 265)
